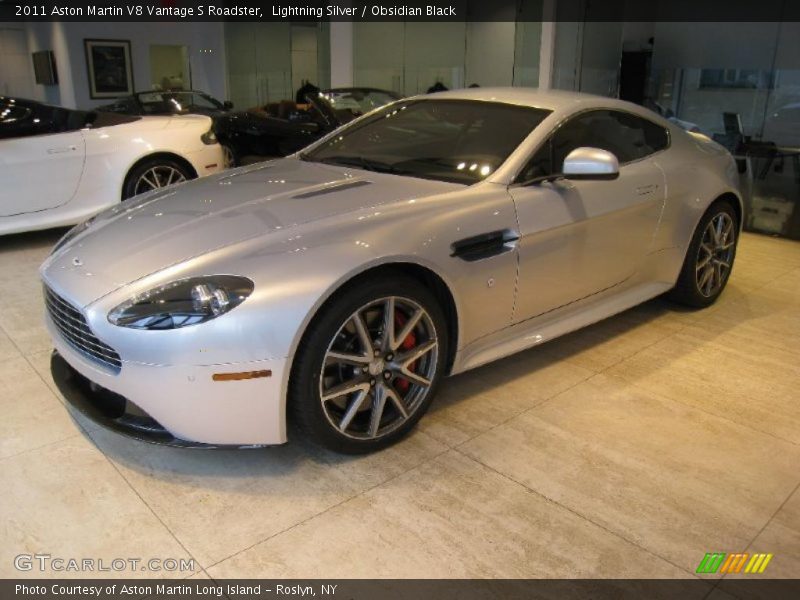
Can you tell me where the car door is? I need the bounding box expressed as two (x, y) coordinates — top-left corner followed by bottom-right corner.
(508, 109), (668, 323)
(0, 103), (86, 216)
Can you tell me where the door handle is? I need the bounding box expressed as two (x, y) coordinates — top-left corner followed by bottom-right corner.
(47, 146), (77, 154)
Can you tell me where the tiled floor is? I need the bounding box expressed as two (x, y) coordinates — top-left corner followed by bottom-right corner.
(1, 229), (798, 582)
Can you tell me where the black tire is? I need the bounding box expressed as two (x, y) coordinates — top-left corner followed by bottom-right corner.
(289, 274), (448, 454)
(122, 157), (194, 200)
(669, 200), (738, 308)
(221, 144), (239, 168)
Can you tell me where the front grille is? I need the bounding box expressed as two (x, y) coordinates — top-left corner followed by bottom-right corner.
(44, 286), (122, 373)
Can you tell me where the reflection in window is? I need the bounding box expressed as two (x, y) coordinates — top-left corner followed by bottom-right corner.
(699, 69), (775, 90)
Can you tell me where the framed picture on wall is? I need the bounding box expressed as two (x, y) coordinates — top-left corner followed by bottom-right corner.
(84, 39), (134, 99)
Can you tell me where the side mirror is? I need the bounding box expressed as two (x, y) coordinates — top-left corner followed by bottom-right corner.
(223, 101), (234, 110)
(563, 147), (619, 181)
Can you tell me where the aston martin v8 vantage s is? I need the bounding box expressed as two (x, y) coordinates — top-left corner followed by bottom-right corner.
(41, 88), (742, 453)
(0, 97), (225, 235)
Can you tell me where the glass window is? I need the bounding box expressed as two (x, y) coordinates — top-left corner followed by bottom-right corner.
(354, 20), (542, 95)
(303, 99), (551, 185)
(314, 89), (402, 124)
(516, 110), (669, 182)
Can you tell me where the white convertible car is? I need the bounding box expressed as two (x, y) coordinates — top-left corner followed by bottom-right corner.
(0, 97), (226, 235)
(42, 88), (742, 454)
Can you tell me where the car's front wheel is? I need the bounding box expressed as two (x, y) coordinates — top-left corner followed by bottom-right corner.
(669, 199), (738, 307)
(290, 274), (447, 454)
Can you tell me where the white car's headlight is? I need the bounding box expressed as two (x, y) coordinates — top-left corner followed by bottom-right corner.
(108, 276), (254, 330)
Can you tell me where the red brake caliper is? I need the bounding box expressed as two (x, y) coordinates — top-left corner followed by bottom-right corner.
(394, 311), (416, 393)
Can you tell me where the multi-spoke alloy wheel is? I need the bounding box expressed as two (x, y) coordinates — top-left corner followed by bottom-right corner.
(290, 275), (447, 453)
(134, 165), (187, 195)
(320, 296), (438, 440)
(123, 158), (193, 200)
(695, 212), (735, 298)
(670, 200), (738, 308)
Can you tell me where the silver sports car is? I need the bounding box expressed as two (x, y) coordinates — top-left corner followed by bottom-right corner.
(41, 88), (742, 453)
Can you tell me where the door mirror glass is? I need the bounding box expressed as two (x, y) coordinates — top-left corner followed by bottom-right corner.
(563, 147), (620, 180)
(223, 101), (234, 110)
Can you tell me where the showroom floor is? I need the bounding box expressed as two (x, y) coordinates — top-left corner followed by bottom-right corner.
(1, 229), (798, 582)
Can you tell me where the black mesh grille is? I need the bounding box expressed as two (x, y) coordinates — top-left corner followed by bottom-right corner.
(44, 286), (122, 373)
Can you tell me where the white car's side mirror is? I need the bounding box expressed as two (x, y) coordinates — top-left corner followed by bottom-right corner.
(563, 147), (620, 181)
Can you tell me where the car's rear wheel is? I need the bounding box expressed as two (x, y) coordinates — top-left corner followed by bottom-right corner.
(290, 275), (447, 454)
(669, 200), (738, 307)
(122, 158), (194, 200)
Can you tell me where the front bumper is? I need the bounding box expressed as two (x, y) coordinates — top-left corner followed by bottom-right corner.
(187, 143), (226, 177)
(52, 351), (222, 448)
(46, 315), (289, 447)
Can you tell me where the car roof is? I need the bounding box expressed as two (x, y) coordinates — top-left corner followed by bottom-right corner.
(415, 87), (640, 113)
(323, 87), (400, 95)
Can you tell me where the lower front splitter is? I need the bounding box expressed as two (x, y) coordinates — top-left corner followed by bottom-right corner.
(50, 350), (265, 449)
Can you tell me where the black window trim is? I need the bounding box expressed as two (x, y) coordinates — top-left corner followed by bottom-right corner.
(511, 106), (672, 186)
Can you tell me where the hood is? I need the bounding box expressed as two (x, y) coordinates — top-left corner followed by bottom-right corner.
(43, 158), (459, 305)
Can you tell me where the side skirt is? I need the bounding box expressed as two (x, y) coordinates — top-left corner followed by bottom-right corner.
(451, 280), (673, 374)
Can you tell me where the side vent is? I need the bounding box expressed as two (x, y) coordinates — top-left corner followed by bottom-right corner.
(451, 229), (519, 262)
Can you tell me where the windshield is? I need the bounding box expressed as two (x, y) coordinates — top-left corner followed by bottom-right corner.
(317, 89), (401, 123)
(137, 92), (222, 114)
(301, 99), (551, 184)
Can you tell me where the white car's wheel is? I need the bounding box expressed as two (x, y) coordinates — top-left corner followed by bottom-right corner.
(122, 158), (194, 200)
(290, 274), (447, 453)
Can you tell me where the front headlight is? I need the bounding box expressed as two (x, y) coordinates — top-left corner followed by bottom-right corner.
(51, 216), (96, 254)
(108, 275), (254, 330)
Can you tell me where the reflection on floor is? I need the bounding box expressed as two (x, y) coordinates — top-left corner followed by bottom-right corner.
(0, 230), (798, 583)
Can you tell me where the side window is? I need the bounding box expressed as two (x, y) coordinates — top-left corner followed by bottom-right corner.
(608, 111), (669, 161)
(515, 110), (669, 182)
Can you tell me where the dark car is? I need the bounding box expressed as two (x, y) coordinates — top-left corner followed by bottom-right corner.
(214, 87), (402, 163)
(98, 88), (401, 166)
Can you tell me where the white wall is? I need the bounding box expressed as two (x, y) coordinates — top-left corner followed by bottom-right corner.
(0, 28), (35, 98)
(25, 21), (226, 109)
(25, 21), (74, 106)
